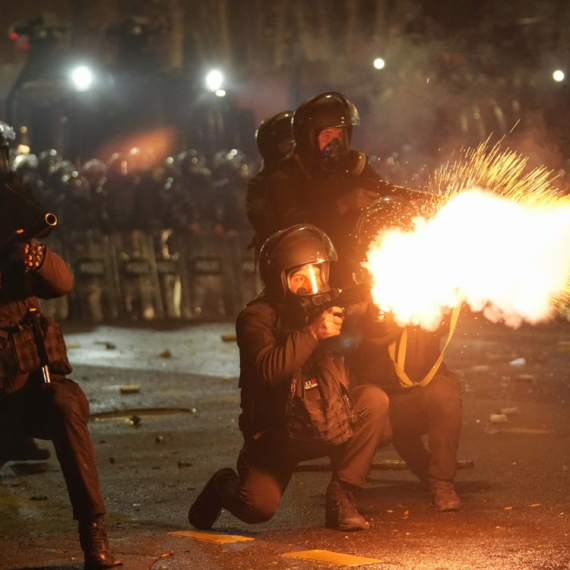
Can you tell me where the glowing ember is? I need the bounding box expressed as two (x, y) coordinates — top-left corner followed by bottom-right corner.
(363, 144), (570, 330)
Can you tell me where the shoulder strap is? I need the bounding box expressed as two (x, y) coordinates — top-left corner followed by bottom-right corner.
(388, 302), (462, 388)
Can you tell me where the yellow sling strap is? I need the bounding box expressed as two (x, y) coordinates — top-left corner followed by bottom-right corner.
(388, 302), (462, 388)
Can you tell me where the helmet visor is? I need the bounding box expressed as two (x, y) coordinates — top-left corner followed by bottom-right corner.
(287, 262), (330, 296)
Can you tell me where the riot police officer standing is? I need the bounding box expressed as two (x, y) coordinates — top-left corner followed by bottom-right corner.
(0, 123), (121, 569)
(213, 149), (256, 314)
(246, 110), (294, 256)
(265, 92), (394, 288)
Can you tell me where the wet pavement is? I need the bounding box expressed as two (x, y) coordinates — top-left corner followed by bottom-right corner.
(1, 315), (569, 570)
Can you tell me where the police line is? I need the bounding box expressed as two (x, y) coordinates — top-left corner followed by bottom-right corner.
(39, 228), (261, 322)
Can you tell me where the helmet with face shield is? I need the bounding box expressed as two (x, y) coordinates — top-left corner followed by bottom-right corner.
(287, 262), (329, 297)
(256, 111), (294, 167)
(0, 121), (16, 174)
(293, 92), (360, 163)
(259, 224), (337, 314)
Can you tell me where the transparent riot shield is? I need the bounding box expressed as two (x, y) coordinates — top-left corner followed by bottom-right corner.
(222, 228), (261, 318)
(64, 229), (121, 322)
(178, 227), (227, 319)
(114, 230), (164, 320)
(154, 229), (182, 319)
(67, 229), (106, 322)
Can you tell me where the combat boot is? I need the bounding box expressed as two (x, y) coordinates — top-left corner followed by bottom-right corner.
(188, 468), (238, 530)
(429, 477), (462, 511)
(78, 515), (122, 570)
(325, 480), (369, 531)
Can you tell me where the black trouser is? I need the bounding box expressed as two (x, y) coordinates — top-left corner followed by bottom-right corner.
(0, 374), (106, 520)
(388, 371), (462, 482)
(220, 385), (390, 524)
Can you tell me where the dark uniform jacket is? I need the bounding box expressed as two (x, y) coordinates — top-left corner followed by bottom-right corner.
(265, 151), (393, 287)
(237, 296), (351, 442)
(245, 162), (283, 256)
(0, 247), (73, 393)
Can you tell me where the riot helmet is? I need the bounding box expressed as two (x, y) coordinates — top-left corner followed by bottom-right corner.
(177, 149), (207, 176)
(43, 159), (75, 194)
(81, 158), (107, 186)
(12, 153), (39, 177)
(129, 147), (156, 174)
(63, 171), (91, 200)
(213, 149), (253, 180)
(37, 149), (63, 180)
(0, 121), (15, 174)
(293, 92), (360, 162)
(51, 159), (76, 180)
(259, 224), (337, 309)
(255, 111), (294, 167)
(107, 152), (136, 177)
(163, 155), (179, 179)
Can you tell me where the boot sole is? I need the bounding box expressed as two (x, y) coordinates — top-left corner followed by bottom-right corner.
(433, 502), (462, 512)
(325, 520), (370, 531)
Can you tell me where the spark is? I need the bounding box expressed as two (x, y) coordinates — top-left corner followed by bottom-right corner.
(363, 142), (570, 329)
(427, 141), (566, 213)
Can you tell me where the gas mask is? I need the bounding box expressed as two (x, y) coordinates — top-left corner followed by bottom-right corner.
(318, 127), (350, 156)
(313, 126), (352, 175)
(321, 136), (349, 159)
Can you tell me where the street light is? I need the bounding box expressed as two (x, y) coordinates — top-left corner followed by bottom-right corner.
(70, 65), (93, 91)
(373, 58), (385, 70)
(553, 70), (565, 82)
(205, 69), (224, 92)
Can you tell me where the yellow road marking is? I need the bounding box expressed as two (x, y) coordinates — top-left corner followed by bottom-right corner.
(499, 427), (554, 435)
(283, 549), (380, 567)
(169, 530), (254, 544)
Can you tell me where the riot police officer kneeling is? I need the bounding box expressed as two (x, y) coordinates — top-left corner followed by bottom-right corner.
(188, 224), (391, 531)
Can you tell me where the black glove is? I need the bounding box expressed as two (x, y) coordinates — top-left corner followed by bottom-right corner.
(13, 240), (46, 272)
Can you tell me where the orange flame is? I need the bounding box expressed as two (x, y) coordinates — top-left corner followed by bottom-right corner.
(364, 143), (570, 330)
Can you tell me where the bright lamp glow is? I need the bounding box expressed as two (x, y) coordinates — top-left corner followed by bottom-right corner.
(373, 58), (385, 70)
(206, 70), (224, 91)
(70, 66), (93, 91)
(553, 70), (565, 82)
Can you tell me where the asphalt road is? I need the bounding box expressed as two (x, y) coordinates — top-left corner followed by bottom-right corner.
(0, 315), (569, 570)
